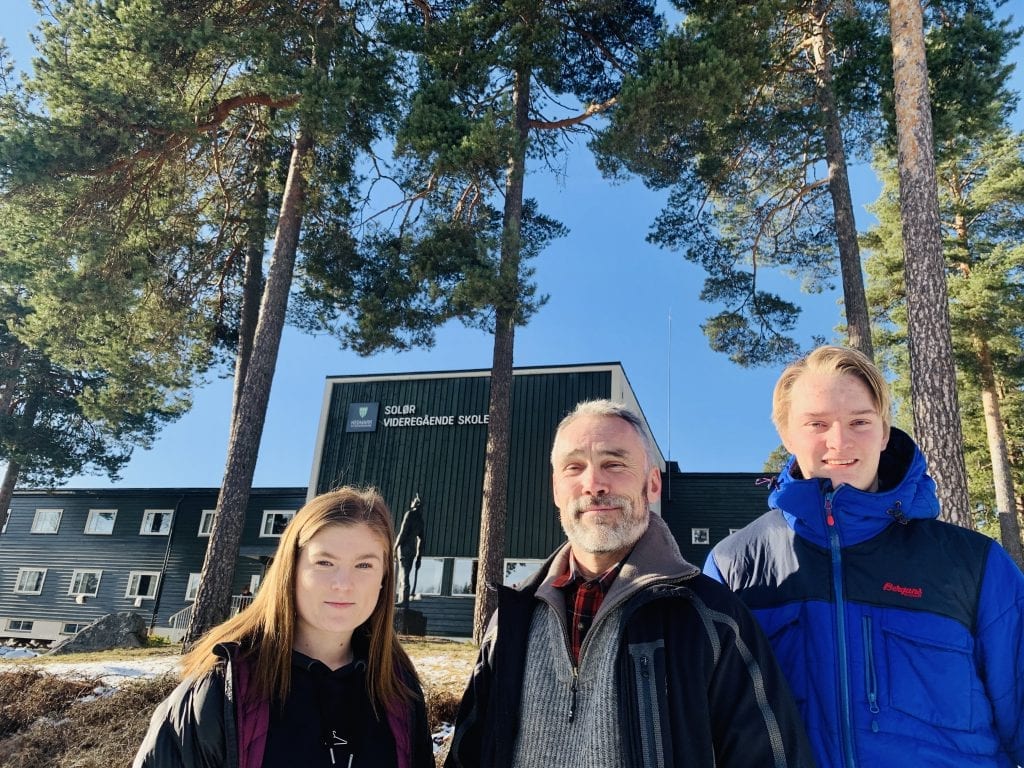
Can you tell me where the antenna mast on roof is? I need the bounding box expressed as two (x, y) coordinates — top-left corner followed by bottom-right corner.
(667, 309), (672, 462)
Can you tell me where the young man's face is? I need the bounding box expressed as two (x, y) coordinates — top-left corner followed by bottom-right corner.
(551, 414), (661, 571)
(781, 371), (890, 492)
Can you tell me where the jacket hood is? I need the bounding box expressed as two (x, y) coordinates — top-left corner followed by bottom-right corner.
(770, 427), (940, 546)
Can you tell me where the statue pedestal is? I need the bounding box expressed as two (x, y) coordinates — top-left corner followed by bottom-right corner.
(394, 606), (427, 636)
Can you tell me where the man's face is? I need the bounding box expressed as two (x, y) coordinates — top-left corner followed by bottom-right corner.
(780, 371), (890, 492)
(551, 414), (661, 561)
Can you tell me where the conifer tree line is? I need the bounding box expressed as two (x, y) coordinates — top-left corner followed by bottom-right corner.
(0, 0), (1020, 643)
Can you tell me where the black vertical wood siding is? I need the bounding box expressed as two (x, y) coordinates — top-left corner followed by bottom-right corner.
(315, 368), (612, 559)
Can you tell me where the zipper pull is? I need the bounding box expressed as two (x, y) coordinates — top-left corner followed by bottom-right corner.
(568, 667), (578, 722)
(825, 493), (835, 527)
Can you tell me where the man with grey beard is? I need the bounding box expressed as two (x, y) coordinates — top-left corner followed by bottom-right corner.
(445, 400), (814, 768)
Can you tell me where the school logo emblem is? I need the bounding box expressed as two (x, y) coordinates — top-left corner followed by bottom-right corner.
(346, 402), (379, 432)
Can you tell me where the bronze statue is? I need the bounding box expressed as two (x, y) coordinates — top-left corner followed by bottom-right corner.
(395, 493), (425, 607)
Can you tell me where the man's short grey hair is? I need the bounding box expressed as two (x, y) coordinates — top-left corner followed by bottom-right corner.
(551, 399), (659, 469)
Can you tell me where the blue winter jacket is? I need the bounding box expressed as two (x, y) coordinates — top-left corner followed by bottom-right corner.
(704, 428), (1024, 768)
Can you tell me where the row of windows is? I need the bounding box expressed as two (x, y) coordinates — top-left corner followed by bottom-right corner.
(14, 568), (258, 604)
(410, 558), (544, 598)
(14, 567), (163, 599)
(13, 508), (296, 538)
(7, 619), (87, 635)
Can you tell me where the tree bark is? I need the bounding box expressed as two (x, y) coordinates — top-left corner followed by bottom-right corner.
(0, 460), (20, 525)
(888, 0), (972, 526)
(975, 338), (1024, 566)
(230, 135), (270, 424)
(810, 5), (873, 360)
(473, 66), (530, 644)
(184, 127), (313, 646)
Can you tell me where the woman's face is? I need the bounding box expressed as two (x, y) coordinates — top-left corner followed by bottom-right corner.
(294, 522), (387, 653)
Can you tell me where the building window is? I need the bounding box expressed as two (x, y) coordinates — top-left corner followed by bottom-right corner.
(140, 509), (173, 536)
(411, 557), (443, 597)
(60, 622), (88, 635)
(260, 510), (295, 538)
(69, 570), (102, 597)
(14, 568), (47, 595)
(2, 509), (10, 534)
(7, 620), (33, 632)
(126, 571), (160, 599)
(85, 509), (117, 535)
(198, 510), (216, 537)
(186, 573), (201, 602)
(31, 508), (62, 534)
(729, 528), (742, 536)
(503, 560), (543, 588)
(691, 528), (710, 545)
(452, 559), (478, 597)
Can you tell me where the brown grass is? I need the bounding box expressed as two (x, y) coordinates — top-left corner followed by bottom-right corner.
(0, 637), (476, 768)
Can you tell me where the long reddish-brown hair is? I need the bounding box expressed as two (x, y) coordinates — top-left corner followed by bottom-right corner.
(181, 487), (417, 709)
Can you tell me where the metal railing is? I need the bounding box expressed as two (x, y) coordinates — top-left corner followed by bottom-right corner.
(167, 594), (254, 631)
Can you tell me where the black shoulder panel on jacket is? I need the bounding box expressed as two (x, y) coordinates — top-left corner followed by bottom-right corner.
(712, 511), (831, 610)
(843, 519), (992, 630)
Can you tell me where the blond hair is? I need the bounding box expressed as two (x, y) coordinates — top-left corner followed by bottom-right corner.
(181, 487), (416, 710)
(772, 345), (892, 433)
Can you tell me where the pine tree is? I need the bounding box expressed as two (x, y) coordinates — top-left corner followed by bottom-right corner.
(594, 0), (882, 365)
(347, 0), (662, 641)
(865, 132), (1024, 560)
(0, 0), (402, 642)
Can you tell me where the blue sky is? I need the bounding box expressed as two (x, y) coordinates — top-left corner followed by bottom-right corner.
(2, 4), (1021, 489)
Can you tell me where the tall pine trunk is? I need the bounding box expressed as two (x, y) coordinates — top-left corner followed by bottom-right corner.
(184, 127), (313, 646)
(0, 460), (20, 525)
(473, 66), (530, 644)
(0, 390), (39, 517)
(810, 5), (873, 360)
(888, 0), (971, 526)
(230, 135), (271, 423)
(975, 338), (1024, 566)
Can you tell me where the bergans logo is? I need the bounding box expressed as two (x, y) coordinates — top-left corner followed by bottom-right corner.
(883, 581), (923, 599)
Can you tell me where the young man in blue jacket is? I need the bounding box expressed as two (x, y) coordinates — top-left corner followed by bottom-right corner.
(705, 345), (1024, 767)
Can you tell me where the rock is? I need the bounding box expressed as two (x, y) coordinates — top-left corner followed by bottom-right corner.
(46, 612), (148, 656)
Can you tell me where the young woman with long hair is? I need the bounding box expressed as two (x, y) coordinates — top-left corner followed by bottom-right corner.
(134, 487), (434, 768)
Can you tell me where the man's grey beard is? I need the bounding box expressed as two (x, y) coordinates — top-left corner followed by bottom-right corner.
(562, 493), (649, 554)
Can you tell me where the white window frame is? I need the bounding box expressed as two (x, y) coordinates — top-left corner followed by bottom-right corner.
(85, 509), (117, 535)
(126, 571), (161, 599)
(729, 528), (742, 536)
(259, 510), (295, 538)
(139, 509), (174, 536)
(451, 558), (478, 598)
(198, 509), (216, 537)
(502, 559), (544, 587)
(7, 619), (33, 632)
(691, 527), (710, 545)
(186, 572), (202, 602)
(14, 568), (47, 595)
(409, 557), (444, 597)
(68, 569), (102, 597)
(31, 508), (63, 534)
(60, 622), (88, 635)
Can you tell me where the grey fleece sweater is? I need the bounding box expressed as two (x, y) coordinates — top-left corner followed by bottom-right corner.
(509, 515), (695, 768)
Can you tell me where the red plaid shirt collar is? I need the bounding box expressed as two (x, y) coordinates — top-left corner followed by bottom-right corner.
(552, 552), (622, 665)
